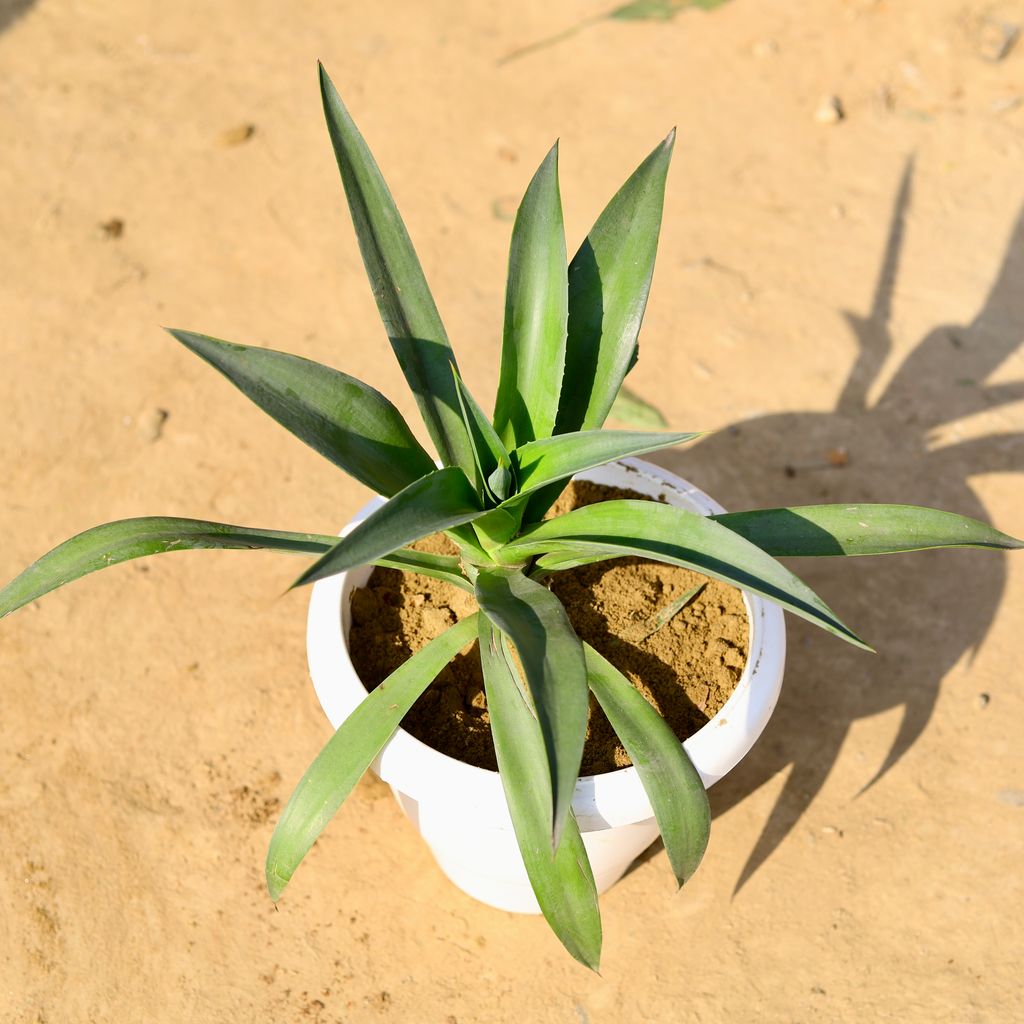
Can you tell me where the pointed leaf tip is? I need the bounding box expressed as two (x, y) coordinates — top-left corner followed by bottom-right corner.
(317, 61), (335, 100)
(538, 140), (560, 176)
(266, 869), (286, 902)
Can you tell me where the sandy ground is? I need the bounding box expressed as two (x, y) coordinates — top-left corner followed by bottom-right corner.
(1, 1), (1023, 1020)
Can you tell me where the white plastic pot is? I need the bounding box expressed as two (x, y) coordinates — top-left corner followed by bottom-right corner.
(307, 458), (786, 914)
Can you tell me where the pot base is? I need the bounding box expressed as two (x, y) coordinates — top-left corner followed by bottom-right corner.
(391, 787), (661, 914)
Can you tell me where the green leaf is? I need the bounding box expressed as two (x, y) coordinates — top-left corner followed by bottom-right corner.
(318, 64), (476, 480)
(266, 613), (479, 900)
(607, 385), (668, 429)
(712, 504), (1024, 557)
(503, 500), (871, 649)
(167, 329), (435, 498)
(451, 365), (513, 502)
(488, 464), (514, 502)
(478, 619), (601, 970)
(371, 548), (472, 592)
(583, 643), (709, 887)
(492, 143), (568, 450)
(0, 517), (340, 620)
(292, 468), (481, 589)
(625, 583), (705, 642)
(474, 569), (589, 846)
(529, 550), (620, 577)
(444, 523), (491, 563)
(610, 0), (685, 20)
(471, 508), (519, 553)
(511, 428), (699, 501)
(610, 0), (731, 19)
(555, 132), (674, 434)
(650, 583), (704, 631)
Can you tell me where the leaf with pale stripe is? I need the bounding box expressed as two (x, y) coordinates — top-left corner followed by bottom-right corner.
(168, 329), (435, 497)
(292, 467), (481, 588)
(504, 500), (870, 649)
(478, 619), (601, 971)
(584, 643), (709, 887)
(712, 504), (1024, 557)
(474, 568), (588, 846)
(492, 143), (568, 450)
(267, 613), (480, 900)
(319, 64), (476, 480)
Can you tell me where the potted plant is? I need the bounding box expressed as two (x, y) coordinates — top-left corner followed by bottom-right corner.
(1, 64), (1019, 970)
(306, 454), (789, 927)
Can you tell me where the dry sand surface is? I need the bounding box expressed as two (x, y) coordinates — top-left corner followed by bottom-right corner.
(2, 1), (1023, 1021)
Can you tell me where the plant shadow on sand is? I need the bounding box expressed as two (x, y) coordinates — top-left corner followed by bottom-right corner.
(641, 161), (1023, 894)
(0, 0), (36, 36)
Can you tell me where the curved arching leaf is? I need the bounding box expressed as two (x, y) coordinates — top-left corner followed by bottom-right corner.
(0, 518), (339, 620)
(267, 613), (480, 900)
(168, 329), (435, 497)
(319, 64), (476, 480)
(474, 568), (588, 847)
(503, 500), (870, 649)
(555, 131), (674, 434)
(478, 619), (601, 971)
(712, 504), (1023, 556)
(292, 467), (482, 588)
(511, 428), (700, 501)
(583, 643), (709, 887)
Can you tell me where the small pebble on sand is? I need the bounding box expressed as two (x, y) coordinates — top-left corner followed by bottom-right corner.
(815, 95), (845, 124)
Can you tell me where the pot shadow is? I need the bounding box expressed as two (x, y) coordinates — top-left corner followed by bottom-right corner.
(0, 0), (36, 35)
(653, 160), (1024, 895)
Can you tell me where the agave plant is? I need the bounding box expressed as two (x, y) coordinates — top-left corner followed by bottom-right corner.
(1, 64), (1019, 969)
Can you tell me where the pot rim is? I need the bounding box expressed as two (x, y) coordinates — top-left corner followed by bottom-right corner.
(307, 458), (786, 828)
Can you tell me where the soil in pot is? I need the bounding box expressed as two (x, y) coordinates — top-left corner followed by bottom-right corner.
(348, 480), (749, 775)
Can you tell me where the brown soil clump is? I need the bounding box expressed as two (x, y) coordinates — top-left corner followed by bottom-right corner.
(348, 480), (749, 775)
